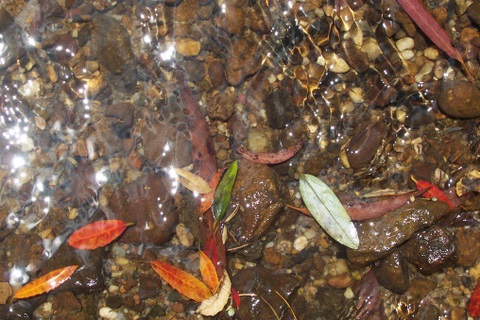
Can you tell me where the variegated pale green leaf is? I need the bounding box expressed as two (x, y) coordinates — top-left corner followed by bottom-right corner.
(299, 174), (359, 249)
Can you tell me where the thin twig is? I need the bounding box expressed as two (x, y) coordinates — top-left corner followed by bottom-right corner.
(275, 290), (298, 320)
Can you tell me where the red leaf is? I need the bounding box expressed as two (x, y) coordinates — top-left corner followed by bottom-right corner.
(469, 278), (480, 317)
(238, 141), (303, 164)
(151, 260), (212, 302)
(199, 169), (224, 215)
(397, 0), (474, 82)
(13, 265), (78, 299)
(231, 287), (241, 308)
(68, 220), (130, 250)
(415, 180), (454, 210)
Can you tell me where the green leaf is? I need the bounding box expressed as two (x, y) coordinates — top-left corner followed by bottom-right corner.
(299, 174), (359, 249)
(212, 161), (238, 222)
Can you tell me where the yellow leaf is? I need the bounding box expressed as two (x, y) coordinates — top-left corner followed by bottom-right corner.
(174, 168), (212, 194)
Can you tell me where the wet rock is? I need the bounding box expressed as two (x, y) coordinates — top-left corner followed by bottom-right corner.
(265, 90), (294, 129)
(0, 23), (25, 70)
(138, 274), (164, 300)
(208, 92), (236, 121)
(136, 114), (192, 169)
(408, 278), (438, 301)
(374, 250), (409, 293)
(467, 1), (480, 26)
(106, 295), (123, 309)
(437, 80), (480, 118)
(232, 267), (300, 320)
(303, 286), (353, 319)
(207, 59), (227, 91)
(89, 15), (136, 92)
(220, 1), (245, 35)
(0, 8), (14, 32)
(228, 160), (288, 244)
(102, 174), (177, 244)
(455, 227), (480, 266)
(339, 39), (369, 72)
(226, 36), (263, 86)
(0, 282), (12, 304)
(105, 102), (135, 128)
(52, 291), (82, 315)
(400, 225), (456, 274)
(347, 199), (451, 265)
(175, 38), (201, 57)
(414, 301), (441, 320)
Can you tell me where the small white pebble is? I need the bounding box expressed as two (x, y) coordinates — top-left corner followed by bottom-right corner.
(344, 287), (355, 299)
(424, 47), (439, 60)
(116, 257), (129, 266)
(396, 37), (414, 51)
(328, 55), (350, 73)
(304, 229), (316, 240)
(108, 284), (119, 294)
(99, 307), (117, 319)
(348, 87), (364, 104)
(293, 236), (309, 251)
(400, 49), (415, 60)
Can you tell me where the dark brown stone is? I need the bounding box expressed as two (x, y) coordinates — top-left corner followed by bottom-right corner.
(401, 225), (456, 274)
(438, 80), (480, 119)
(374, 250), (409, 293)
(455, 227), (480, 266)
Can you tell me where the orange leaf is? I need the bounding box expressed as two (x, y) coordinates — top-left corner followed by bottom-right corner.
(469, 278), (480, 317)
(199, 251), (219, 293)
(13, 265), (79, 300)
(199, 169), (224, 214)
(151, 260), (212, 302)
(68, 220), (130, 250)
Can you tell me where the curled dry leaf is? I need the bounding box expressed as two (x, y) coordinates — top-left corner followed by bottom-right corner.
(197, 271), (232, 316)
(151, 260), (212, 303)
(199, 250), (219, 293)
(68, 220), (131, 250)
(13, 265), (79, 300)
(173, 167), (212, 194)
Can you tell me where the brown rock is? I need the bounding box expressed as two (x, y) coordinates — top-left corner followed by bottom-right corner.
(437, 80), (480, 118)
(347, 199), (451, 265)
(401, 225), (456, 274)
(54, 291), (82, 312)
(138, 274), (164, 300)
(221, 1), (245, 35)
(455, 228), (480, 266)
(374, 250), (409, 293)
(102, 174), (177, 244)
(0, 282), (12, 304)
(327, 274), (353, 289)
(105, 102), (135, 127)
(467, 1), (480, 26)
(228, 160), (289, 243)
(226, 36), (263, 86)
(208, 92), (236, 121)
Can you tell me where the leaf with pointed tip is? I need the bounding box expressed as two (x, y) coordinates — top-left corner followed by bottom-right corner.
(13, 265), (79, 300)
(199, 251), (218, 293)
(151, 260), (212, 302)
(68, 220), (131, 250)
(174, 168), (212, 194)
(212, 161), (238, 222)
(196, 272), (231, 316)
(299, 174), (359, 249)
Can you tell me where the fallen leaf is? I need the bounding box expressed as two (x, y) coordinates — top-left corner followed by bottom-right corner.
(197, 271), (232, 316)
(174, 167), (212, 194)
(396, 0), (474, 82)
(68, 220), (131, 250)
(199, 250), (219, 293)
(151, 260), (212, 302)
(238, 141), (302, 164)
(413, 178), (453, 210)
(299, 174), (359, 249)
(469, 278), (480, 317)
(212, 161), (238, 222)
(13, 265), (79, 300)
(231, 287), (241, 308)
(199, 169), (224, 215)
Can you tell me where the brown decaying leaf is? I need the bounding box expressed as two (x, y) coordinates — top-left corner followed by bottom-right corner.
(238, 141), (303, 164)
(396, 0), (474, 82)
(174, 168), (212, 194)
(197, 271), (232, 316)
(199, 169), (224, 215)
(199, 250), (219, 293)
(13, 265), (79, 300)
(151, 260), (212, 302)
(68, 220), (130, 250)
